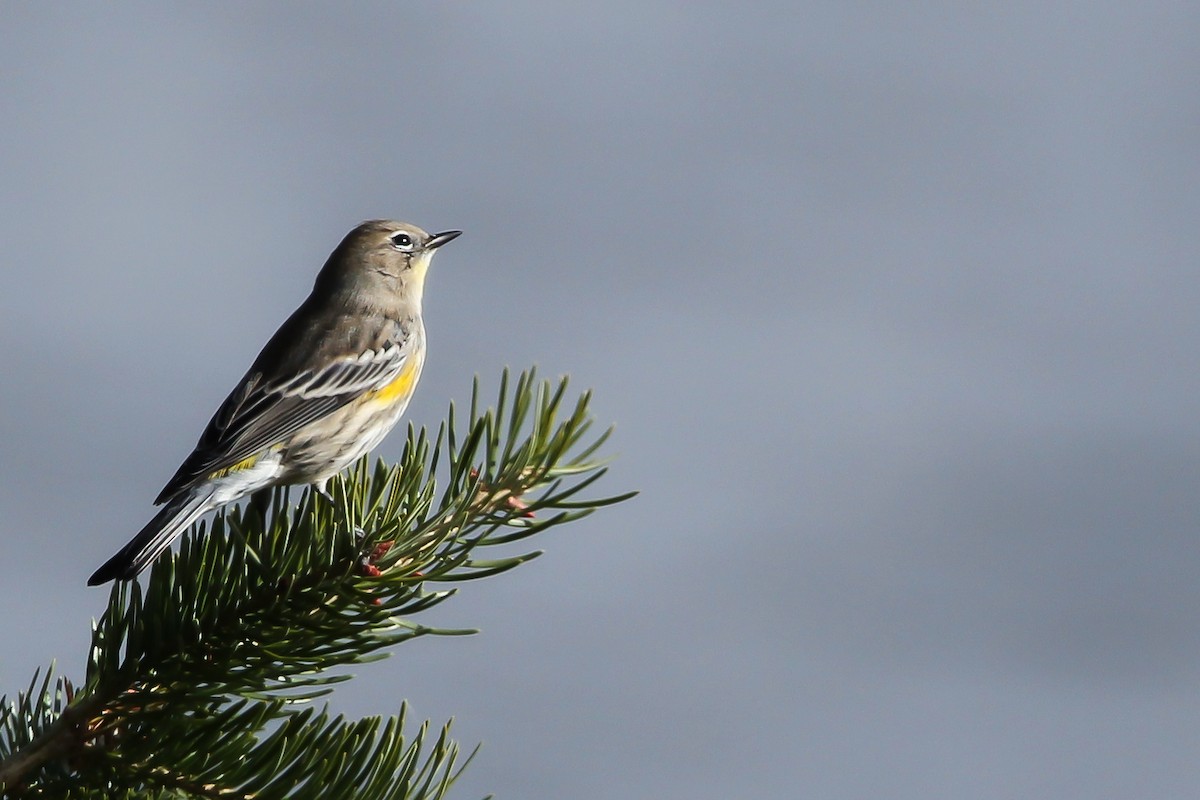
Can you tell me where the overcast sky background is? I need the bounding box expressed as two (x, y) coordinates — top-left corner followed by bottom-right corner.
(2, 3), (1199, 798)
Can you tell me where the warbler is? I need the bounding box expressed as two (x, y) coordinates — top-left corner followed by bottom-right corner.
(88, 220), (461, 585)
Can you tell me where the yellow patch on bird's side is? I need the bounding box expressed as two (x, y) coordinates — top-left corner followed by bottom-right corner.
(208, 453), (261, 480)
(370, 358), (421, 404)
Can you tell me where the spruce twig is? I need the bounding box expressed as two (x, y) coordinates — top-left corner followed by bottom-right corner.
(0, 368), (634, 798)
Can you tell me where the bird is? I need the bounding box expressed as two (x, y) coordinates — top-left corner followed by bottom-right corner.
(88, 220), (461, 585)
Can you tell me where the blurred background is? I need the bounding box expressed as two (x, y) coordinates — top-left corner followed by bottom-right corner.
(2, 3), (1199, 798)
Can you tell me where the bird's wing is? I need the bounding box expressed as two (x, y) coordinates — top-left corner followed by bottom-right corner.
(155, 342), (410, 502)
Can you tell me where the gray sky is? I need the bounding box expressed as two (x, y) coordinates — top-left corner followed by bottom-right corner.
(2, 3), (1199, 798)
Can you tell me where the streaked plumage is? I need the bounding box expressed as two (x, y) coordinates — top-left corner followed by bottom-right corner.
(88, 220), (460, 585)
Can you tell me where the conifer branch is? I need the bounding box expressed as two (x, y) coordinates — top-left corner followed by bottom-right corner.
(0, 368), (634, 798)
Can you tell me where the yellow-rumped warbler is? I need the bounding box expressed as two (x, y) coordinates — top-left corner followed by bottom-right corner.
(88, 220), (461, 585)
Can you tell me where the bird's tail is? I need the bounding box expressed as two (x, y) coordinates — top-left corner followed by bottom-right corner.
(88, 488), (216, 585)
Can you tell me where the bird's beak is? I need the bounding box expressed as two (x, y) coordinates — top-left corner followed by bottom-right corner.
(427, 230), (463, 249)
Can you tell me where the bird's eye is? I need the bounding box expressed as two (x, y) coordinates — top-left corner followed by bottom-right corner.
(389, 232), (416, 252)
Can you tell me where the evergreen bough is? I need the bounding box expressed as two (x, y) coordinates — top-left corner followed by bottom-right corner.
(0, 368), (633, 798)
